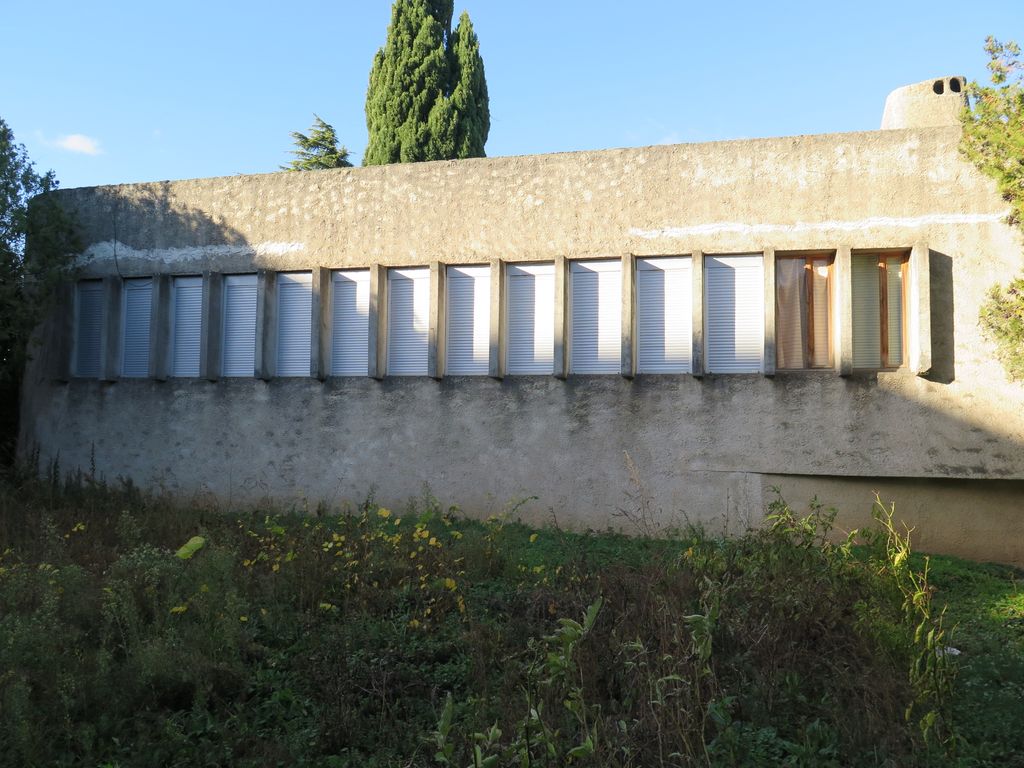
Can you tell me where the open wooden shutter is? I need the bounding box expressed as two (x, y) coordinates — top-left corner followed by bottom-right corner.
(121, 278), (152, 377)
(222, 274), (257, 377)
(387, 267), (429, 375)
(570, 259), (622, 374)
(331, 270), (370, 376)
(75, 280), (103, 377)
(446, 265), (490, 375)
(636, 257), (692, 373)
(705, 255), (764, 373)
(276, 272), (312, 377)
(171, 276), (202, 377)
(506, 263), (555, 375)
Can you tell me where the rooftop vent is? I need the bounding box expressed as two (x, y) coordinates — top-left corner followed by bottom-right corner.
(881, 76), (968, 130)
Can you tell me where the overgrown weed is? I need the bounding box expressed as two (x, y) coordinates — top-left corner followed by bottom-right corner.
(0, 471), (986, 766)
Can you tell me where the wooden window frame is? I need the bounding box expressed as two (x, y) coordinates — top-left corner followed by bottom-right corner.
(854, 251), (909, 371)
(775, 251), (834, 370)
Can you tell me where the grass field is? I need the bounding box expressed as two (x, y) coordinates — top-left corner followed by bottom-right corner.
(0, 471), (1020, 767)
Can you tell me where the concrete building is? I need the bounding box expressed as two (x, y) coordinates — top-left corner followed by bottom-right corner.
(20, 77), (1024, 565)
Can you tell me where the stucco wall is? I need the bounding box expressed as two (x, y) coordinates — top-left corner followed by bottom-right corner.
(20, 126), (1024, 565)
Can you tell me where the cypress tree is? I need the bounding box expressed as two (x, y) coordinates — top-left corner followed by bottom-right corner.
(364, 1), (489, 165)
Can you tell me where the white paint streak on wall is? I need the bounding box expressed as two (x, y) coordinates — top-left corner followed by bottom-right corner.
(77, 240), (306, 266)
(630, 212), (1009, 239)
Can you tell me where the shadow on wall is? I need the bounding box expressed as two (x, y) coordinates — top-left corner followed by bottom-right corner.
(67, 182), (252, 274)
(928, 250), (955, 384)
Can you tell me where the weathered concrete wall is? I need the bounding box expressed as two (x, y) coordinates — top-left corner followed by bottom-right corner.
(20, 125), (1024, 565)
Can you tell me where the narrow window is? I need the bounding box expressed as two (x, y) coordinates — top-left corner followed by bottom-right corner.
(331, 270), (370, 376)
(170, 276), (202, 377)
(506, 263), (554, 375)
(222, 274), (257, 377)
(446, 265), (491, 375)
(775, 254), (833, 369)
(120, 278), (152, 378)
(570, 259), (622, 374)
(852, 253), (907, 369)
(387, 267), (429, 375)
(636, 257), (692, 373)
(276, 272), (312, 377)
(74, 280), (103, 377)
(705, 254), (764, 373)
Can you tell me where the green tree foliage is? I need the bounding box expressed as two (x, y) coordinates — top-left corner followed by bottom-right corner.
(282, 115), (353, 171)
(0, 117), (79, 457)
(979, 277), (1024, 380)
(961, 38), (1024, 380)
(363, 0), (489, 165)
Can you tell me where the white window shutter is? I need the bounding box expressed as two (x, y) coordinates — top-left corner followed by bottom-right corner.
(121, 278), (152, 377)
(75, 281), (103, 377)
(636, 257), (692, 373)
(222, 274), (257, 377)
(446, 265), (491, 375)
(851, 257), (881, 368)
(570, 259), (622, 374)
(387, 268), (429, 375)
(506, 263), (555, 375)
(276, 272), (312, 376)
(331, 270), (370, 376)
(705, 255), (764, 373)
(171, 276), (203, 377)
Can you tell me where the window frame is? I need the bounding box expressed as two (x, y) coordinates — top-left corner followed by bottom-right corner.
(120, 277), (153, 378)
(774, 251), (835, 371)
(275, 270), (313, 378)
(852, 250), (909, 371)
(568, 258), (623, 375)
(73, 279), (104, 378)
(221, 272), (259, 378)
(504, 261), (556, 376)
(169, 275), (203, 378)
(703, 253), (765, 374)
(635, 255), (693, 374)
(445, 264), (491, 376)
(330, 269), (371, 377)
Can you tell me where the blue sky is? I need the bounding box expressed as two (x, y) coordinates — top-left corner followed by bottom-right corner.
(5, 1), (1021, 190)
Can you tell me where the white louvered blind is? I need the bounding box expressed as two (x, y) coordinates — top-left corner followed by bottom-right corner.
(75, 281), (103, 377)
(387, 267), (429, 375)
(171, 276), (202, 377)
(121, 278), (152, 377)
(222, 274), (257, 377)
(446, 265), (490, 375)
(331, 270), (370, 376)
(886, 257), (904, 367)
(506, 263), (554, 375)
(276, 272), (312, 377)
(705, 254), (764, 373)
(570, 260), (621, 374)
(636, 257), (692, 373)
(851, 256), (881, 368)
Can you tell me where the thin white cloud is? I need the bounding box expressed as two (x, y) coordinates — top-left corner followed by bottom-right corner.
(54, 134), (102, 155)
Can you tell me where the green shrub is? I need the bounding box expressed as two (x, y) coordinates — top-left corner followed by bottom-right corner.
(979, 277), (1024, 380)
